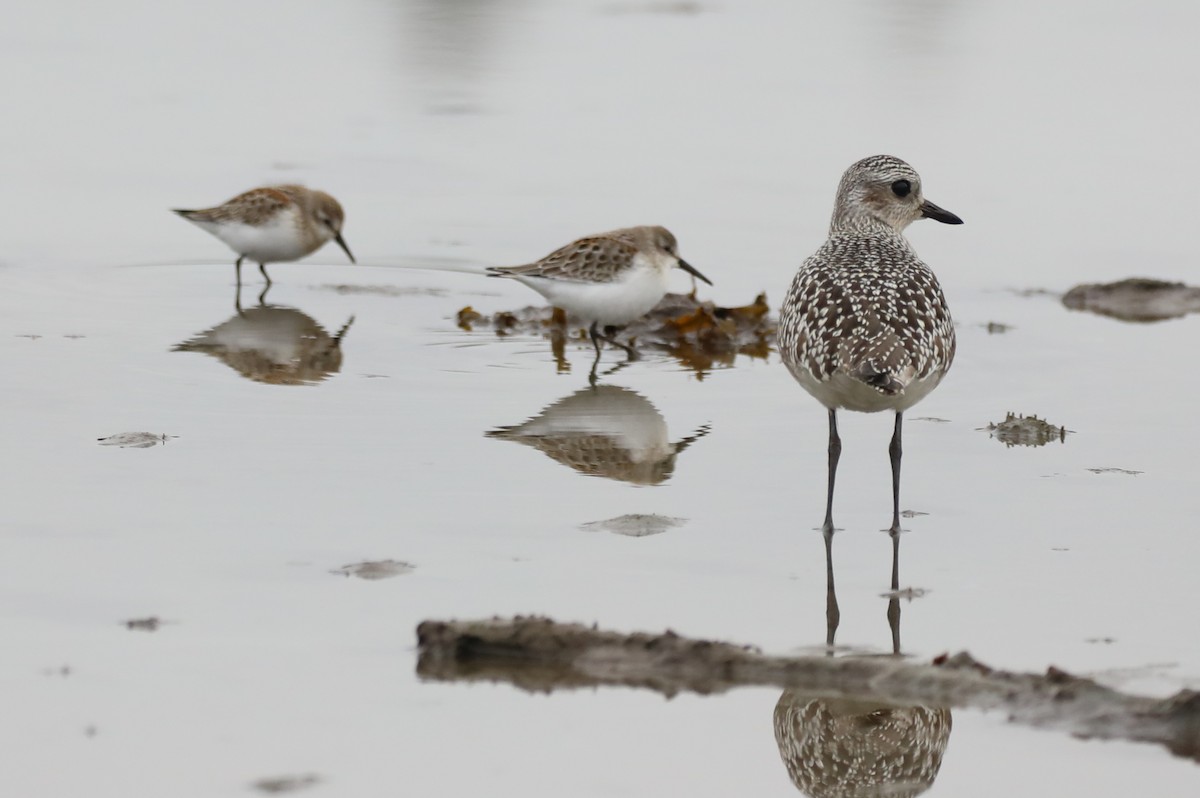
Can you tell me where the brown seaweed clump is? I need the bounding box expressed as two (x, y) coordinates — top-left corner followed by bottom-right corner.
(456, 292), (775, 377)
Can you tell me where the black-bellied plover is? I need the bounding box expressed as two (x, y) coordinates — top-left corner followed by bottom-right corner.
(487, 226), (712, 381)
(779, 155), (961, 535)
(174, 185), (355, 288)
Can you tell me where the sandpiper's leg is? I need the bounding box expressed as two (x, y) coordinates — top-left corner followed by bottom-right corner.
(588, 322), (603, 386)
(615, 338), (639, 361)
(235, 256), (244, 287)
(823, 408), (841, 534)
(600, 326), (639, 361)
(888, 411), (903, 534)
(259, 262), (272, 286)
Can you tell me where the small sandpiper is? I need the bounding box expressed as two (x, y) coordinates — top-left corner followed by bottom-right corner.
(778, 155), (962, 535)
(173, 185), (355, 287)
(487, 226), (711, 379)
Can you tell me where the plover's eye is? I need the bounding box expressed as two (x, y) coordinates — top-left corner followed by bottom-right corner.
(891, 180), (911, 198)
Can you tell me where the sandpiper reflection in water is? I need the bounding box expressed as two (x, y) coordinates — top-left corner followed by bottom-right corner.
(772, 529), (951, 798)
(172, 302), (354, 386)
(487, 385), (709, 485)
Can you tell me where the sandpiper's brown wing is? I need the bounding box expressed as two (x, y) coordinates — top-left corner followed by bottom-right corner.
(489, 235), (639, 284)
(173, 187), (296, 225)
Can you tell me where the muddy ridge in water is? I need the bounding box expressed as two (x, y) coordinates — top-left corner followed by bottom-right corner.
(416, 616), (1200, 764)
(1062, 277), (1200, 322)
(457, 292), (773, 376)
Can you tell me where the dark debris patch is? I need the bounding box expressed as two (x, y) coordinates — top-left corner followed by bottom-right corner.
(1063, 277), (1200, 322)
(97, 432), (173, 449)
(981, 413), (1070, 448)
(320, 284), (448, 298)
(880, 586), (928, 600)
(124, 617), (163, 632)
(1007, 287), (1062, 299)
(579, 514), (686, 537)
(331, 560), (415, 580)
(456, 292), (775, 377)
(251, 774), (321, 794)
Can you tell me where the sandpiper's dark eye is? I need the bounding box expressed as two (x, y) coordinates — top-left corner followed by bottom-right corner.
(891, 180), (911, 197)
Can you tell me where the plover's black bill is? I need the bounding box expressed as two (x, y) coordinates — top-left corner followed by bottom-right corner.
(678, 259), (713, 286)
(920, 200), (963, 225)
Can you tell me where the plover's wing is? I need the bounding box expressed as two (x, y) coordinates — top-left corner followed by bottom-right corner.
(488, 236), (638, 284)
(173, 187), (296, 225)
(839, 310), (917, 395)
(786, 247), (954, 395)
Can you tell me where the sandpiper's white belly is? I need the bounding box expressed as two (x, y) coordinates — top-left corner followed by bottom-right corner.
(514, 255), (669, 326)
(197, 209), (316, 263)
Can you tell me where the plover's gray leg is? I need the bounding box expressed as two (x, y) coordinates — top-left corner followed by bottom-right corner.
(888, 412), (903, 534)
(887, 525), (901, 654)
(259, 262), (273, 286)
(823, 524), (840, 649)
(235, 255), (244, 287)
(823, 408), (841, 535)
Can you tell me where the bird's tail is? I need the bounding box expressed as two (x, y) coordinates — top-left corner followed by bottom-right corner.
(852, 362), (907, 395)
(172, 208), (205, 221)
(843, 314), (913, 396)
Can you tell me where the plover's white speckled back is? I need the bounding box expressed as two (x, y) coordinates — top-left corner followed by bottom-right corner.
(779, 155), (961, 535)
(488, 226), (712, 382)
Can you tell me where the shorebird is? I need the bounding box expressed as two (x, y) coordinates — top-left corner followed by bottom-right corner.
(779, 155), (961, 534)
(173, 185), (355, 287)
(487, 226), (711, 380)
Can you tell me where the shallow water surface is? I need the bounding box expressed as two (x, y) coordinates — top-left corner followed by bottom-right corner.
(3, 0), (1200, 795)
